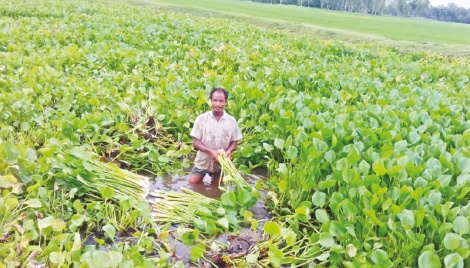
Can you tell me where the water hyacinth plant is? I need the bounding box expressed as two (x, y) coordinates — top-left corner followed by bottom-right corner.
(1, 0), (470, 266)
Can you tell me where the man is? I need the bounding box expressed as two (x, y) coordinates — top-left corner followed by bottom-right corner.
(189, 87), (242, 184)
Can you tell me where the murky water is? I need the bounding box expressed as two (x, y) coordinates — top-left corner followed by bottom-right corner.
(149, 167), (268, 198)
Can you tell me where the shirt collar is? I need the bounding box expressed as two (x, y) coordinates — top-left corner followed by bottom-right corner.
(209, 111), (227, 120)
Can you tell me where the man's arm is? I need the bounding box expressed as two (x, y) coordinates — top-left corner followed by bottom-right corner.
(193, 138), (218, 160)
(225, 140), (239, 159)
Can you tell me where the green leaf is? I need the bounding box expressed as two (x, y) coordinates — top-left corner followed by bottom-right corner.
(409, 130), (421, 144)
(342, 199), (359, 217)
(336, 158), (348, 172)
(268, 243), (283, 267)
(182, 231), (197, 246)
(285, 146), (298, 159)
(277, 163), (288, 174)
(52, 218), (66, 232)
(312, 191), (326, 208)
(315, 209), (330, 223)
(26, 198), (42, 208)
(72, 233), (81, 252)
(330, 221), (347, 237)
(346, 244), (357, 258)
(453, 216), (469, 235)
(274, 138), (285, 150)
(457, 157), (470, 173)
(372, 159), (386, 176)
(285, 230), (297, 246)
(263, 221), (281, 236)
(319, 232), (334, 248)
(101, 186), (114, 200)
(216, 217), (229, 230)
(246, 252), (259, 264)
(315, 251), (330, 261)
(196, 207), (212, 217)
(38, 216), (54, 230)
(428, 191), (442, 208)
(49, 252), (65, 266)
(345, 145), (361, 164)
(190, 243), (205, 262)
(263, 143), (274, 153)
(398, 209), (415, 230)
(69, 147), (92, 161)
(158, 154), (171, 163)
(103, 224), (116, 240)
(371, 249), (393, 268)
(443, 233), (461, 250)
(418, 251), (442, 268)
(444, 253), (463, 268)
(394, 140), (408, 153)
(221, 192), (236, 208)
(236, 188), (253, 207)
(294, 206), (311, 222)
(4, 141), (19, 164)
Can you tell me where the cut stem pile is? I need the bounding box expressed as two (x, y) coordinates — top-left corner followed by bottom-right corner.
(86, 159), (150, 201)
(149, 187), (221, 224)
(56, 146), (150, 202)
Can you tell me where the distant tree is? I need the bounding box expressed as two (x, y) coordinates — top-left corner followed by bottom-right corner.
(237, 0), (470, 24)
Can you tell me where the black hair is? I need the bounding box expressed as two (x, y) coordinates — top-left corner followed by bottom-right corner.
(210, 87), (229, 100)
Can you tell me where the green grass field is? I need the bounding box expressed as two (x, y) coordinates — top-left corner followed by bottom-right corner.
(143, 0), (470, 45)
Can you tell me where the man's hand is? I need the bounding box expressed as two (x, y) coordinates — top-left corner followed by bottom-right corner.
(225, 149), (233, 159)
(209, 149), (219, 160)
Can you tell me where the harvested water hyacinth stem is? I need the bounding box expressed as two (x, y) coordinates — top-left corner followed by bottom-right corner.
(149, 188), (223, 225)
(216, 152), (251, 190)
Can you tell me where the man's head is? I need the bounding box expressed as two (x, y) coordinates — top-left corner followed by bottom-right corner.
(210, 87), (228, 115)
(210, 87), (229, 100)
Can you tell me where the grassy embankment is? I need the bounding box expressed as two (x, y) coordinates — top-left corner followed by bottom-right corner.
(130, 0), (470, 57)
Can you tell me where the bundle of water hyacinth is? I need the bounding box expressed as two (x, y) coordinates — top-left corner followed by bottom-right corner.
(216, 151), (252, 191)
(57, 146), (150, 202)
(84, 158), (150, 201)
(149, 188), (228, 229)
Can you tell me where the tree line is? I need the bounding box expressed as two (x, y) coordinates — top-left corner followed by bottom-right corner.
(240, 0), (470, 24)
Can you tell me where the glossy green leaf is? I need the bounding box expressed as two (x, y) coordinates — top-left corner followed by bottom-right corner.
(444, 253), (463, 268)
(418, 251), (441, 268)
(453, 216), (469, 235)
(371, 249), (393, 268)
(274, 138), (285, 150)
(268, 243), (283, 267)
(103, 223), (116, 240)
(264, 221), (281, 236)
(443, 233), (461, 251)
(101, 186), (114, 200)
(315, 209), (330, 223)
(312, 191), (326, 208)
(372, 159), (386, 176)
(319, 232), (334, 248)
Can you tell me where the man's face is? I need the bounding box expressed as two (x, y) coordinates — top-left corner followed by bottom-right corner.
(211, 91), (226, 113)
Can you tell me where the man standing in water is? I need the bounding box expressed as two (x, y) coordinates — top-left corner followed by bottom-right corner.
(189, 87), (242, 184)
